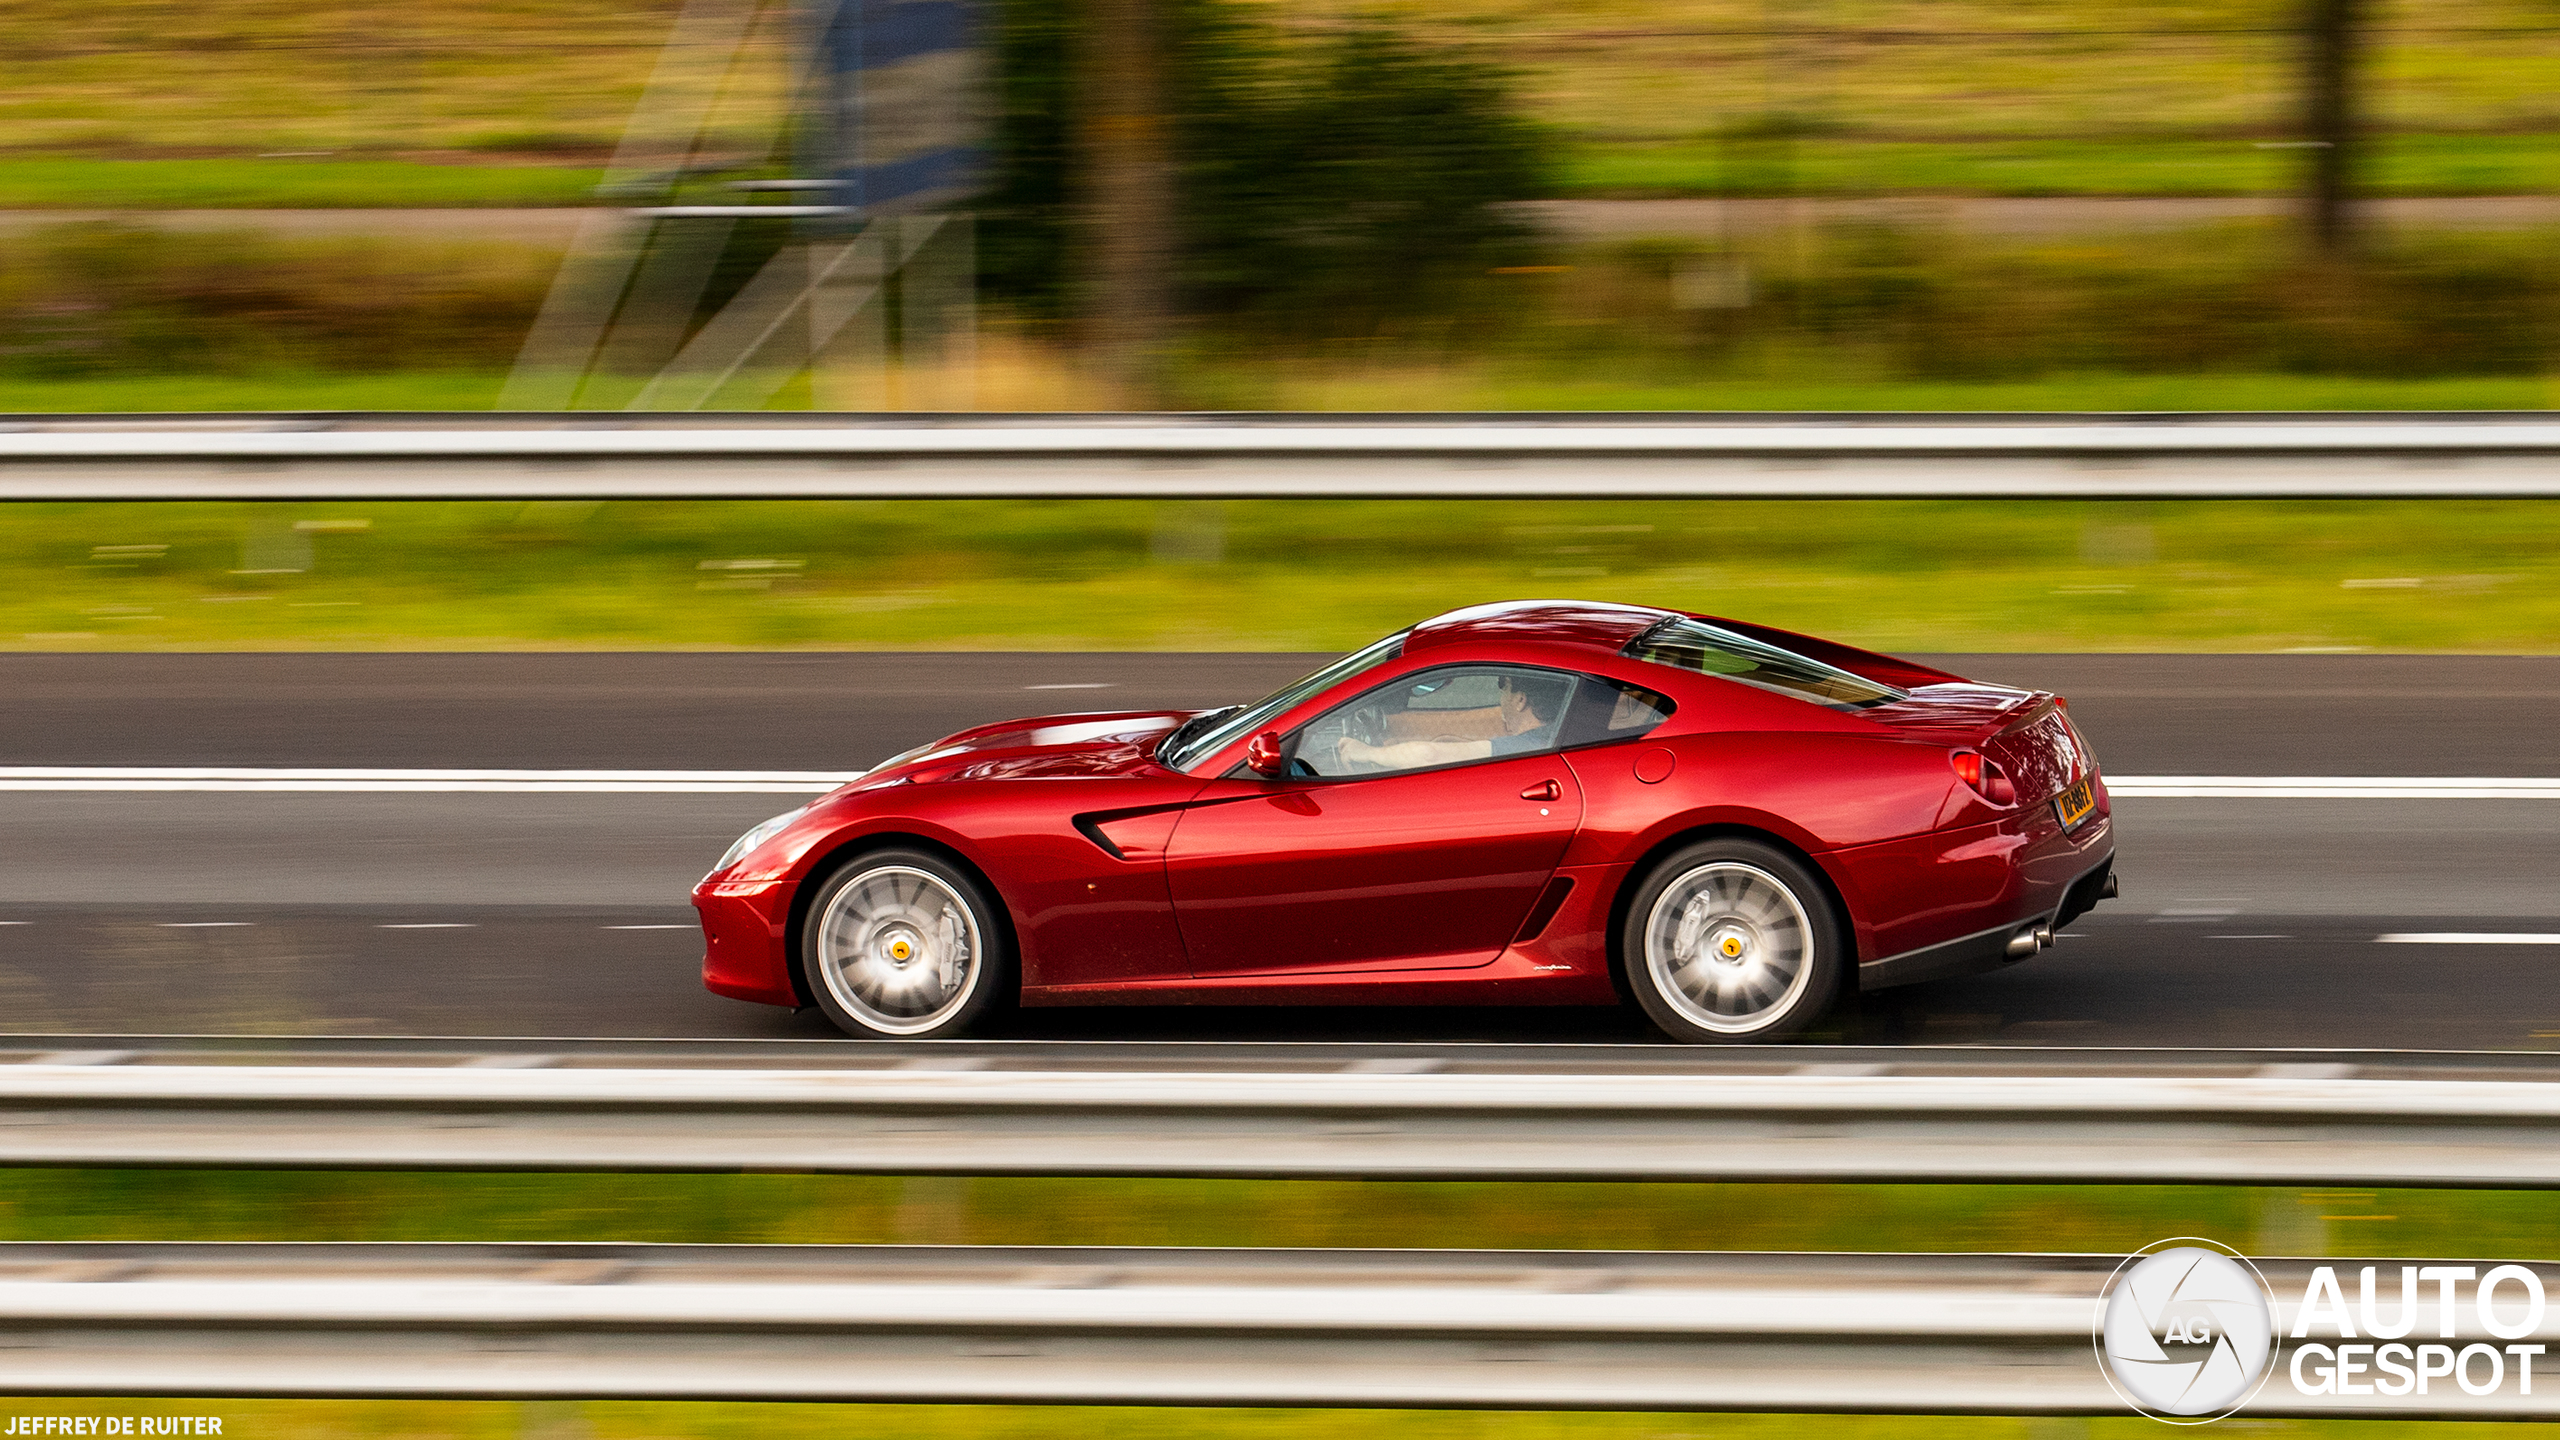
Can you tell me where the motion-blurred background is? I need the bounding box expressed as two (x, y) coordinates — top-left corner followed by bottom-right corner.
(9, 0), (2560, 414)
(8, 0), (2560, 652)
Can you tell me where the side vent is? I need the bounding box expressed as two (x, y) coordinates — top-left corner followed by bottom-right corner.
(1075, 807), (1185, 861)
(1513, 877), (1575, 943)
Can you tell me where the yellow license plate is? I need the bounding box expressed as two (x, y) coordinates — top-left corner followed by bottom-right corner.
(2055, 776), (2095, 829)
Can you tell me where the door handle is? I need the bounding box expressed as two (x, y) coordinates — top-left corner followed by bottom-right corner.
(1519, 780), (1561, 801)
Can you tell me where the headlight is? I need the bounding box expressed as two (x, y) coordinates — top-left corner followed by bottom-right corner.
(712, 808), (802, 875)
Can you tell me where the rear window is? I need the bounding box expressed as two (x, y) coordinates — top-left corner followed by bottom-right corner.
(1558, 676), (1676, 747)
(1625, 618), (1904, 710)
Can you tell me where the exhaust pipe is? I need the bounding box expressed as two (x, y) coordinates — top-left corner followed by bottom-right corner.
(2101, 872), (2120, 900)
(2006, 924), (2060, 959)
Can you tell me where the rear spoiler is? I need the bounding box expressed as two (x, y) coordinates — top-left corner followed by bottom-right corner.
(1689, 614), (1970, 693)
(1991, 692), (2061, 739)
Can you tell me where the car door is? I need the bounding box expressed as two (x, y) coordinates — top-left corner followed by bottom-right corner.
(1163, 665), (1587, 976)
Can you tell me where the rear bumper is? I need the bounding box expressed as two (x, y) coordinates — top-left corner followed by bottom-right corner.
(1857, 847), (2116, 992)
(694, 880), (799, 1007)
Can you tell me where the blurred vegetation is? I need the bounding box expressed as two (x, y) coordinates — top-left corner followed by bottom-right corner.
(0, 157), (603, 209)
(16, 133), (2560, 210)
(13, 220), (2560, 394)
(6, 369), (2555, 417)
(2, 498), (2554, 653)
(1277, 0), (2560, 156)
(11, 1402), (2548, 1440)
(978, 1), (1548, 319)
(14, 0), (2560, 190)
(0, 224), (554, 379)
(0, 0), (731, 157)
(1560, 132), (2560, 199)
(1533, 224), (2560, 383)
(0, 1169), (2547, 1261)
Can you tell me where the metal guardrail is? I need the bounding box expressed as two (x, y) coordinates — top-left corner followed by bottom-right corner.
(9, 1035), (2560, 1080)
(1, 1242), (2551, 1416)
(7, 413), (2560, 497)
(8, 1061), (2560, 1187)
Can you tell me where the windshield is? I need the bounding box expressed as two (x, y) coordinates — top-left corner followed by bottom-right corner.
(1160, 629), (1410, 772)
(1626, 618), (1903, 710)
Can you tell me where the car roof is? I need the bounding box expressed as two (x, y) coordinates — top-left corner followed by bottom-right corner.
(1403, 599), (1674, 656)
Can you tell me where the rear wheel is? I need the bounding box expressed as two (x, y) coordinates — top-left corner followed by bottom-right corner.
(800, 848), (1012, 1040)
(1620, 839), (1845, 1043)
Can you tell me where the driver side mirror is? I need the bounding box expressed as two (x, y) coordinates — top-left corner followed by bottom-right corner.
(1245, 730), (1288, 777)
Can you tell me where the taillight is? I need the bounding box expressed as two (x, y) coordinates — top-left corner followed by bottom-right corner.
(1951, 749), (2016, 806)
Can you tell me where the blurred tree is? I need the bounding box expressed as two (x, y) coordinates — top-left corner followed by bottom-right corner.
(2303, 0), (2362, 250)
(1183, 25), (1548, 328)
(1076, 0), (1177, 405)
(978, 1), (1550, 354)
(976, 0), (1075, 318)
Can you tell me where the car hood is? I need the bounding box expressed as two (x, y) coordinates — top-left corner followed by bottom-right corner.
(859, 709), (1200, 785)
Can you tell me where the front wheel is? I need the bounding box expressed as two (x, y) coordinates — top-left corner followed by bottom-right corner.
(1620, 840), (1845, 1043)
(800, 848), (1012, 1039)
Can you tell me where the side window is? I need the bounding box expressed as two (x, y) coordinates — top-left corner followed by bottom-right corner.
(1287, 666), (1581, 778)
(1557, 677), (1676, 749)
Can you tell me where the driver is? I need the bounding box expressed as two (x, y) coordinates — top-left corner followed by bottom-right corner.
(1335, 673), (1563, 772)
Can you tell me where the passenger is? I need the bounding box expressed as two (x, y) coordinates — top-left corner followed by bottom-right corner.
(1335, 673), (1564, 772)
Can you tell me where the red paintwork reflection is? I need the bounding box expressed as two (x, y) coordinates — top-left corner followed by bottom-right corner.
(1165, 755), (1584, 975)
(694, 601), (2116, 1012)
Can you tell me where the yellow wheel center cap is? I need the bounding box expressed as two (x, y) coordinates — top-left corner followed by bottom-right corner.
(888, 939), (914, 961)
(1719, 936), (1745, 959)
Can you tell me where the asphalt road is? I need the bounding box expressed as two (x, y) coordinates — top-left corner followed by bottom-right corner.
(10, 650), (2558, 773)
(2, 651), (2555, 1048)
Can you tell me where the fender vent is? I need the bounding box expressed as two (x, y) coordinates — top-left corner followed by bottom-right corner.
(1513, 877), (1576, 943)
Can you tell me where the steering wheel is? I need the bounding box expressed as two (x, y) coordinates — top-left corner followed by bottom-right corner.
(1347, 704), (1388, 749)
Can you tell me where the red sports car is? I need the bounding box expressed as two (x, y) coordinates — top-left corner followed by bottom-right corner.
(695, 600), (2116, 1042)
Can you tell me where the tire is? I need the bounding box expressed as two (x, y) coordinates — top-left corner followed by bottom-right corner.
(799, 848), (1013, 1040)
(1619, 839), (1846, 1043)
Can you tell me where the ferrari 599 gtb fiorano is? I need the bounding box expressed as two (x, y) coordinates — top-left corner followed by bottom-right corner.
(696, 600), (2116, 1042)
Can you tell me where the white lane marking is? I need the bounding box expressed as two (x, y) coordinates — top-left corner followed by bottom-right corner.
(604, 924), (694, 931)
(0, 767), (863, 794)
(2109, 776), (2560, 799)
(157, 922), (251, 928)
(0, 921), (28, 927)
(1025, 683), (1115, 690)
(379, 923), (476, 930)
(2376, 932), (2560, 945)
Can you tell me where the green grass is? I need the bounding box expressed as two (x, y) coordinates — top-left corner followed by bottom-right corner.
(0, 371), (512, 414)
(5, 369), (2557, 418)
(1, 134), (2552, 210)
(1559, 133), (2560, 199)
(0, 157), (602, 209)
(0, 1169), (2542, 1258)
(1249, 368), (2560, 416)
(2, 497), (2557, 654)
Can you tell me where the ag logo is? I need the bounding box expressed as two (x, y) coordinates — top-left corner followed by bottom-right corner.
(2095, 1239), (2278, 1421)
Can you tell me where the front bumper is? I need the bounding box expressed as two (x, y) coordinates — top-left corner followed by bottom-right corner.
(694, 879), (799, 1007)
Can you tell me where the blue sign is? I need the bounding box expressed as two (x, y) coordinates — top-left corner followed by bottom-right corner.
(807, 0), (991, 218)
